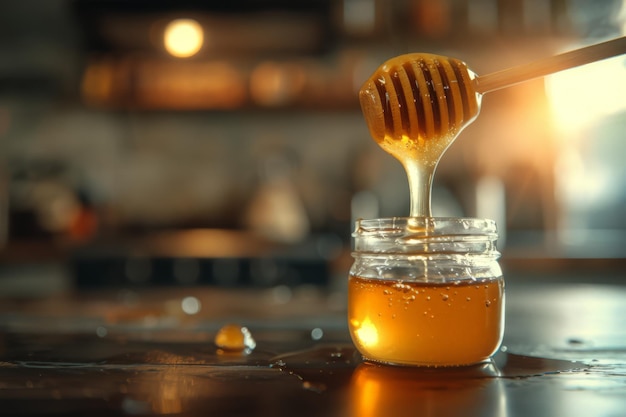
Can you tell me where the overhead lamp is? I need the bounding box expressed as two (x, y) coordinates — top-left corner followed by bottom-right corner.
(164, 19), (204, 58)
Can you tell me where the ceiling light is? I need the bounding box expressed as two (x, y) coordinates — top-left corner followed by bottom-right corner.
(164, 19), (204, 58)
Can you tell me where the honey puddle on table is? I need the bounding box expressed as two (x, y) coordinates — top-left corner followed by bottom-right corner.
(0, 337), (606, 417)
(267, 344), (589, 382)
(5, 343), (587, 379)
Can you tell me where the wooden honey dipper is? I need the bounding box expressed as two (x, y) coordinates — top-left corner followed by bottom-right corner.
(359, 36), (626, 217)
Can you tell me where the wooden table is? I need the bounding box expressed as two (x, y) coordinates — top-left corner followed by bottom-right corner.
(0, 281), (625, 416)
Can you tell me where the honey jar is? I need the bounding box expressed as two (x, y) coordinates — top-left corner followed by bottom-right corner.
(348, 217), (504, 367)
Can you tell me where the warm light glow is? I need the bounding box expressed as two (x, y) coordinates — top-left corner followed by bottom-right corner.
(476, 176), (506, 246)
(164, 19), (204, 58)
(81, 60), (114, 104)
(352, 367), (382, 417)
(250, 61), (305, 106)
(555, 147), (610, 205)
(545, 54), (626, 136)
(353, 317), (379, 347)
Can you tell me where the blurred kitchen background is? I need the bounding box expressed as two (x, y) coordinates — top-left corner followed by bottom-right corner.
(0, 0), (624, 297)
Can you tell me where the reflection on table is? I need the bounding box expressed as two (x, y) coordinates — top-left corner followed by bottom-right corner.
(0, 282), (625, 416)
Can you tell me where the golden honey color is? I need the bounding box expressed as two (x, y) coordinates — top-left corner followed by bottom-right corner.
(356, 52), (502, 365)
(348, 275), (504, 366)
(359, 53), (482, 217)
(359, 53), (480, 164)
(214, 323), (256, 352)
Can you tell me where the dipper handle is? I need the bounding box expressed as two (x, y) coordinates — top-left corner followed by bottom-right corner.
(475, 36), (626, 94)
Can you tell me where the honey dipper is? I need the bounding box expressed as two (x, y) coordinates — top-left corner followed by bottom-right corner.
(359, 36), (626, 217)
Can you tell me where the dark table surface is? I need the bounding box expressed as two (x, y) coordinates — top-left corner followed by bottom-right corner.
(0, 280), (625, 417)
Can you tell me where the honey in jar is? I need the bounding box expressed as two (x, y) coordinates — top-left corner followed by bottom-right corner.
(348, 217), (504, 366)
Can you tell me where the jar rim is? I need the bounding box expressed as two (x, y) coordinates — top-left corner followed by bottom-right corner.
(353, 217), (498, 237)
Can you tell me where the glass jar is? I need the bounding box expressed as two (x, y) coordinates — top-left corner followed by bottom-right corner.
(348, 217), (504, 367)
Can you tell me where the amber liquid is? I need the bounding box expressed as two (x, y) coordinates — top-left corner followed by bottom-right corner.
(357, 54), (498, 366)
(348, 275), (504, 366)
(360, 54), (480, 217)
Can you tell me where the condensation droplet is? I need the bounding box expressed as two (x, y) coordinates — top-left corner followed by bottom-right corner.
(485, 300), (491, 307)
(391, 314), (396, 319)
(441, 294), (449, 301)
(426, 296), (431, 301)
(466, 297), (471, 301)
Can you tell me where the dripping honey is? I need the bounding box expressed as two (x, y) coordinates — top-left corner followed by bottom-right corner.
(348, 275), (504, 367)
(361, 54), (479, 166)
(355, 53), (502, 366)
(359, 54), (481, 217)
